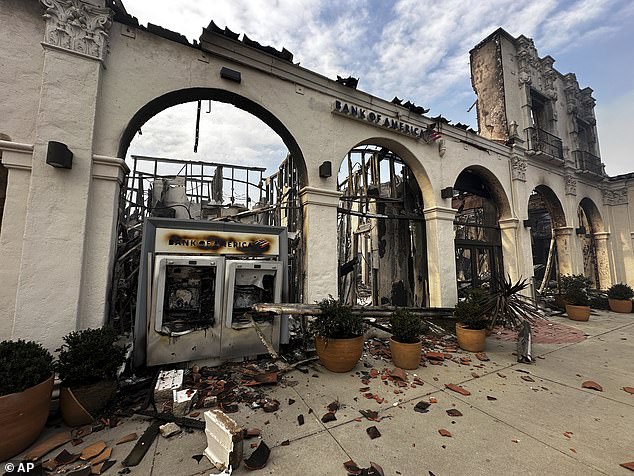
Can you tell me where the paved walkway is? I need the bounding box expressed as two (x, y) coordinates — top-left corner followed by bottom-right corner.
(16, 310), (634, 475)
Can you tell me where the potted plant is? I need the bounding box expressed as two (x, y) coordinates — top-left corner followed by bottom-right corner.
(389, 309), (426, 370)
(311, 296), (364, 372)
(565, 286), (590, 321)
(607, 283), (633, 313)
(56, 327), (126, 426)
(454, 288), (490, 352)
(0, 340), (54, 461)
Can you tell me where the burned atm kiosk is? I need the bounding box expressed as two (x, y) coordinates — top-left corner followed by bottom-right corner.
(134, 218), (288, 367)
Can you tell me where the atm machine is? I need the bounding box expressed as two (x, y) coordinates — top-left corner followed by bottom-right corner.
(134, 218), (288, 367)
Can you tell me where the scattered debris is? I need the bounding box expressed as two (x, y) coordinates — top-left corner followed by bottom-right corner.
(244, 441), (270, 470)
(92, 460), (116, 475)
(155, 369), (184, 404)
(471, 372), (480, 378)
(204, 410), (244, 472)
(244, 428), (261, 439)
(446, 409), (462, 417)
(497, 373), (507, 379)
(414, 401), (431, 413)
(475, 352), (489, 361)
(116, 433), (138, 445)
(366, 426), (381, 439)
(91, 447), (112, 465)
(521, 376), (535, 382)
(360, 409), (380, 421)
(438, 429), (452, 437)
(122, 421), (160, 467)
(159, 422), (182, 438)
(623, 387), (634, 394)
(444, 384), (471, 396)
(512, 439), (520, 443)
(322, 412), (337, 423)
(327, 400), (340, 412)
(173, 389), (197, 417)
(487, 396), (497, 401)
(425, 352), (445, 361)
(280, 439), (290, 446)
(25, 431), (72, 461)
(581, 381), (603, 392)
(297, 414), (305, 426)
(620, 462), (634, 471)
(563, 431), (573, 439)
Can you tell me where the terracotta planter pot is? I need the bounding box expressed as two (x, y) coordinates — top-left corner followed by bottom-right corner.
(608, 298), (632, 313)
(565, 304), (590, 321)
(455, 323), (487, 352)
(315, 335), (364, 373)
(389, 337), (422, 370)
(60, 380), (117, 427)
(0, 375), (53, 461)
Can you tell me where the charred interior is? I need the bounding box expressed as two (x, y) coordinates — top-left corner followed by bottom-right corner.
(337, 145), (428, 307)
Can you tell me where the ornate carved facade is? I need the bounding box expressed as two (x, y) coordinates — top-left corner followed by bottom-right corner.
(41, 0), (113, 60)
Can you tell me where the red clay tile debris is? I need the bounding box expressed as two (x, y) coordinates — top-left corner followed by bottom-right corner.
(390, 367), (408, 381)
(414, 401), (431, 413)
(475, 352), (490, 361)
(623, 387), (634, 394)
(487, 396), (497, 401)
(620, 462), (634, 471)
(471, 372), (480, 378)
(321, 412), (337, 423)
(563, 431), (573, 439)
(425, 351), (445, 361)
(497, 373), (507, 379)
(244, 428), (261, 438)
(244, 441), (270, 470)
(80, 441), (106, 461)
(438, 429), (452, 437)
(446, 409), (463, 417)
(360, 409), (380, 421)
(344, 459), (362, 475)
(582, 380), (603, 392)
(366, 426), (381, 439)
(445, 383), (471, 396)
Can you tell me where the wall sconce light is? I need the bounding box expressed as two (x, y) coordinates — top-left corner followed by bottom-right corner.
(220, 67), (241, 83)
(46, 141), (73, 169)
(440, 187), (453, 199)
(575, 226), (586, 235)
(523, 219), (532, 228)
(319, 161), (332, 178)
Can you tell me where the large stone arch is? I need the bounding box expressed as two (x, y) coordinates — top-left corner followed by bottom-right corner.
(117, 87), (308, 185)
(528, 184), (571, 285)
(578, 196), (610, 289)
(452, 164), (514, 293)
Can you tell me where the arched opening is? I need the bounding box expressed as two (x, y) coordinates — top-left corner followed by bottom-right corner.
(578, 197), (609, 289)
(527, 185), (567, 292)
(111, 89), (307, 332)
(452, 167), (508, 296)
(337, 143), (429, 307)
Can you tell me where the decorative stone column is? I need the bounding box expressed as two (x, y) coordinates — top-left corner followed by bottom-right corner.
(11, 0), (113, 350)
(499, 218), (523, 286)
(593, 231), (611, 290)
(0, 141), (34, 341)
(553, 226), (574, 276)
(299, 186), (341, 303)
(423, 206), (457, 308)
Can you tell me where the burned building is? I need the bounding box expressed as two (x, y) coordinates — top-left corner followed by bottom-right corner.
(1, 2), (633, 355)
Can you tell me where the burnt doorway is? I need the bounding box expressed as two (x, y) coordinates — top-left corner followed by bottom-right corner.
(452, 169), (503, 297)
(527, 185), (567, 293)
(337, 145), (428, 307)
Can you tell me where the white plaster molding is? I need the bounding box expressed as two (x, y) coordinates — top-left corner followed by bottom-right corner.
(92, 154), (129, 183)
(593, 231), (610, 241)
(0, 141), (34, 170)
(498, 218), (520, 230)
(40, 0), (113, 61)
(423, 206), (456, 221)
(299, 186), (341, 207)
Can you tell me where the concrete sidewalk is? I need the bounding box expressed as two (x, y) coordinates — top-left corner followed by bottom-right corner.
(20, 311), (634, 475)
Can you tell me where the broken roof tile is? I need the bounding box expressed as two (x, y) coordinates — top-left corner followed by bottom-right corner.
(582, 381), (603, 392)
(445, 383), (471, 396)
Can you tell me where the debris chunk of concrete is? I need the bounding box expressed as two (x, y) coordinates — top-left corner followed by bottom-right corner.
(173, 389), (197, 417)
(204, 410), (243, 472)
(155, 369), (184, 405)
(159, 422), (182, 438)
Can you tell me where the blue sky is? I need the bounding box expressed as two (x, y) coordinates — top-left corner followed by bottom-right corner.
(124, 0), (634, 176)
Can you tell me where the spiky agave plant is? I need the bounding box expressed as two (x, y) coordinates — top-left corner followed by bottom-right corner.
(481, 275), (544, 330)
